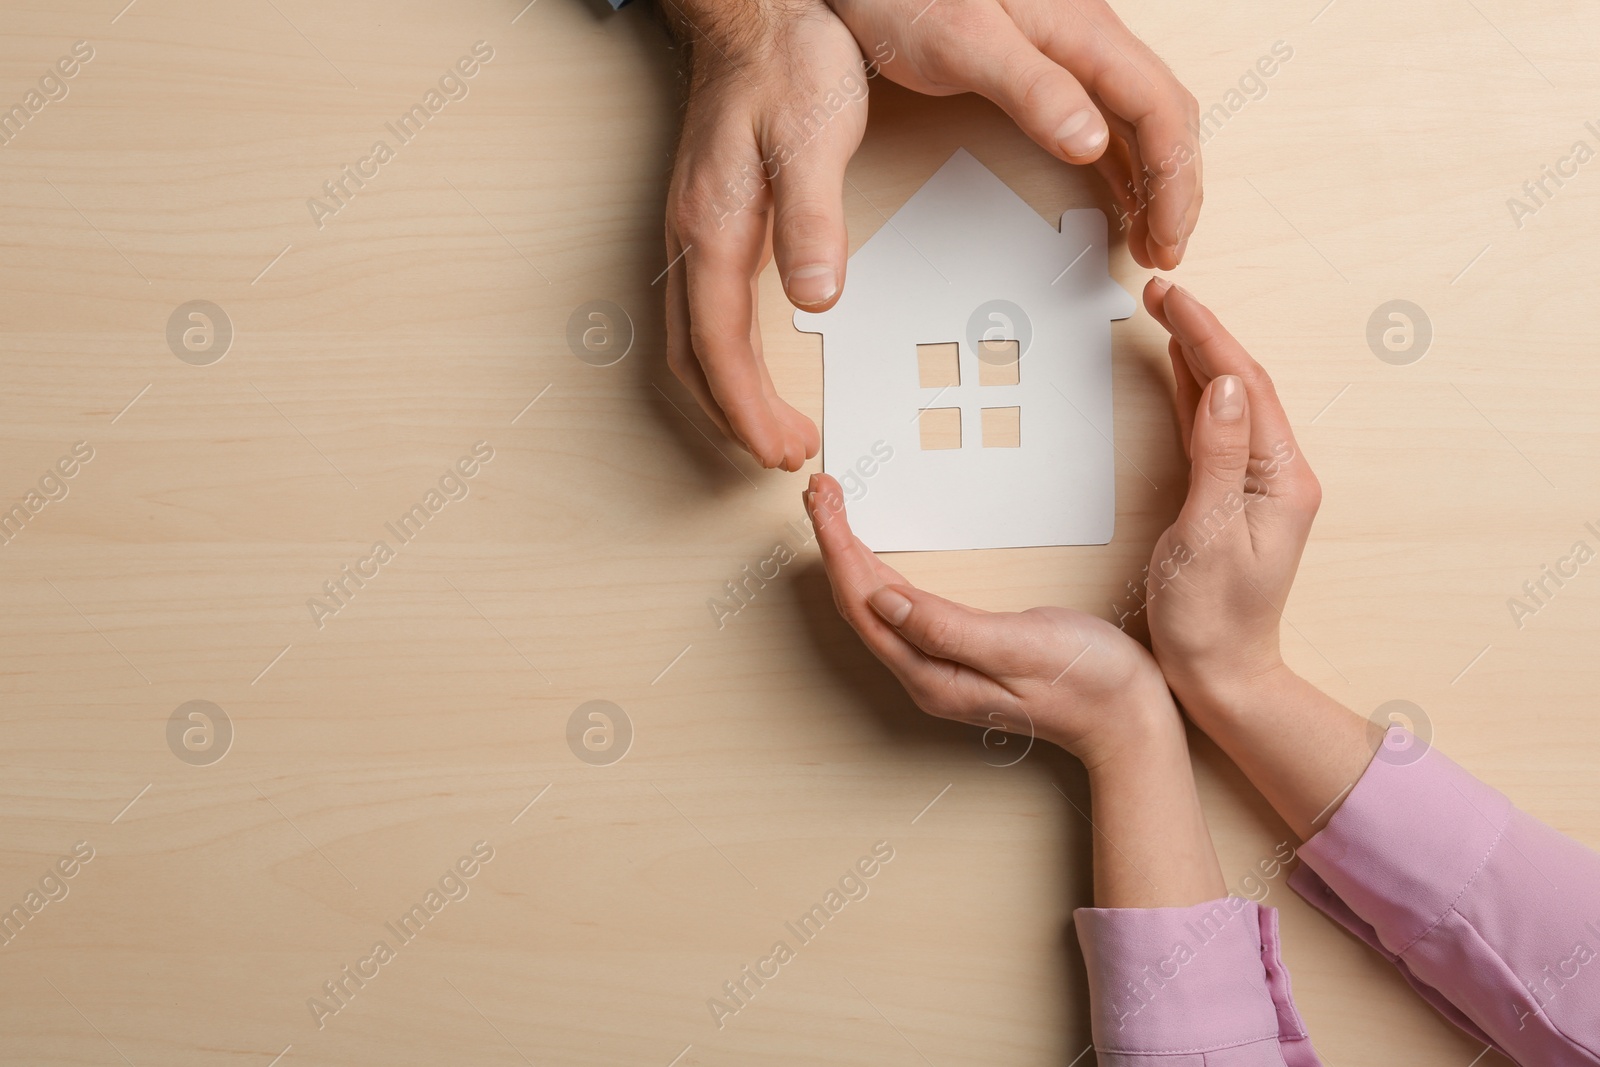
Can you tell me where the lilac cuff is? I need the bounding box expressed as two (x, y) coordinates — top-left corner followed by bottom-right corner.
(1074, 897), (1321, 1066)
(1290, 727), (1600, 1065)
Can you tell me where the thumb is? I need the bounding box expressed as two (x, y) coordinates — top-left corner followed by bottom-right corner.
(867, 583), (1015, 673)
(1179, 374), (1250, 531)
(769, 116), (860, 312)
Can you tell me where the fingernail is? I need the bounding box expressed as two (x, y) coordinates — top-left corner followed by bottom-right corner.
(1174, 234), (1190, 262)
(868, 587), (912, 627)
(1150, 276), (1172, 293)
(1055, 108), (1107, 159)
(786, 265), (838, 307)
(1211, 375), (1244, 421)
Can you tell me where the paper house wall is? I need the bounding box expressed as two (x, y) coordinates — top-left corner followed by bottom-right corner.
(794, 148), (1135, 552)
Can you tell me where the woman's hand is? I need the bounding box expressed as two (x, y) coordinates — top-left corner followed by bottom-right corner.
(663, 0), (867, 470)
(822, 0), (1202, 269)
(806, 471), (1227, 907)
(1139, 279), (1383, 837)
(1139, 279), (1323, 722)
(806, 473), (1174, 770)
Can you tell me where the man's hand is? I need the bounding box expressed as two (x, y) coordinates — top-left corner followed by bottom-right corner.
(823, 0), (1202, 270)
(663, 0), (867, 470)
(663, 0), (1202, 469)
(1139, 278), (1323, 720)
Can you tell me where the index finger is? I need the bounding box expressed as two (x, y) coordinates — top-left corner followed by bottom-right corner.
(806, 475), (923, 673)
(805, 476), (992, 704)
(1160, 286), (1313, 497)
(1027, 3), (1201, 266)
(668, 129), (804, 468)
(679, 221), (790, 467)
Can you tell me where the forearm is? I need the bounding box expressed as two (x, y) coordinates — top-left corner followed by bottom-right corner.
(1075, 685), (1318, 1066)
(1083, 683), (1225, 909)
(1176, 664), (1381, 841)
(1285, 725), (1600, 1062)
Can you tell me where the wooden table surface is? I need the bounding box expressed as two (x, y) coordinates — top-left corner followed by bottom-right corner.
(1, 1), (1595, 1064)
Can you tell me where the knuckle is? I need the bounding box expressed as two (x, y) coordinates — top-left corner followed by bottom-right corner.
(777, 202), (836, 250)
(685, 309), (736, 364)
(1238, 360), (1275, 393)
(911, 686), (958, 723)
(671, 172), (745, 243)
(1296, 473), (1323, 513)
(921, 4), (998, 74)
(685, 319), (716, 363)
(920, 612), (960, 657)
(670, 199), (709, 245)
(1009, 60), (1063, 116)
(931, 0), (993, 37)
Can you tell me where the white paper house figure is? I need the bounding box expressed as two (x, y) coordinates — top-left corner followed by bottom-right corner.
(794, 148), (1135, 552)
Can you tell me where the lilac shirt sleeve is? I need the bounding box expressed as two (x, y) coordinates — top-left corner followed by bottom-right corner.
(1074, 897), (1322, 1066)
(1289, 726), (1600, 1065)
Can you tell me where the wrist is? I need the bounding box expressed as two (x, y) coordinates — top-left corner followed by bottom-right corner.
(1163, 663), (1384, 840)
(1167, 657), (1297, 729)
(669, 0), (818, 54)
(1073, 665), (1187, 775)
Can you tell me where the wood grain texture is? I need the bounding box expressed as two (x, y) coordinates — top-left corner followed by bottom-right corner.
(0, 1), (1595, 1064)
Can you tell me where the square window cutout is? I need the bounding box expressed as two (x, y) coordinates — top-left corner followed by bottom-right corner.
(981, 406), (1020, 448)
(977, 339), (1020, 386)
(918, 407), (962, 450)
(916, 343), (960, 389)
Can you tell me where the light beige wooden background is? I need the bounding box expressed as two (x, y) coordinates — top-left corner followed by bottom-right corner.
(1, 0), (1596, 1064)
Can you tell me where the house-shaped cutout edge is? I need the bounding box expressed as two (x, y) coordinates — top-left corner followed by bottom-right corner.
(794, 148), (1135, 552)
